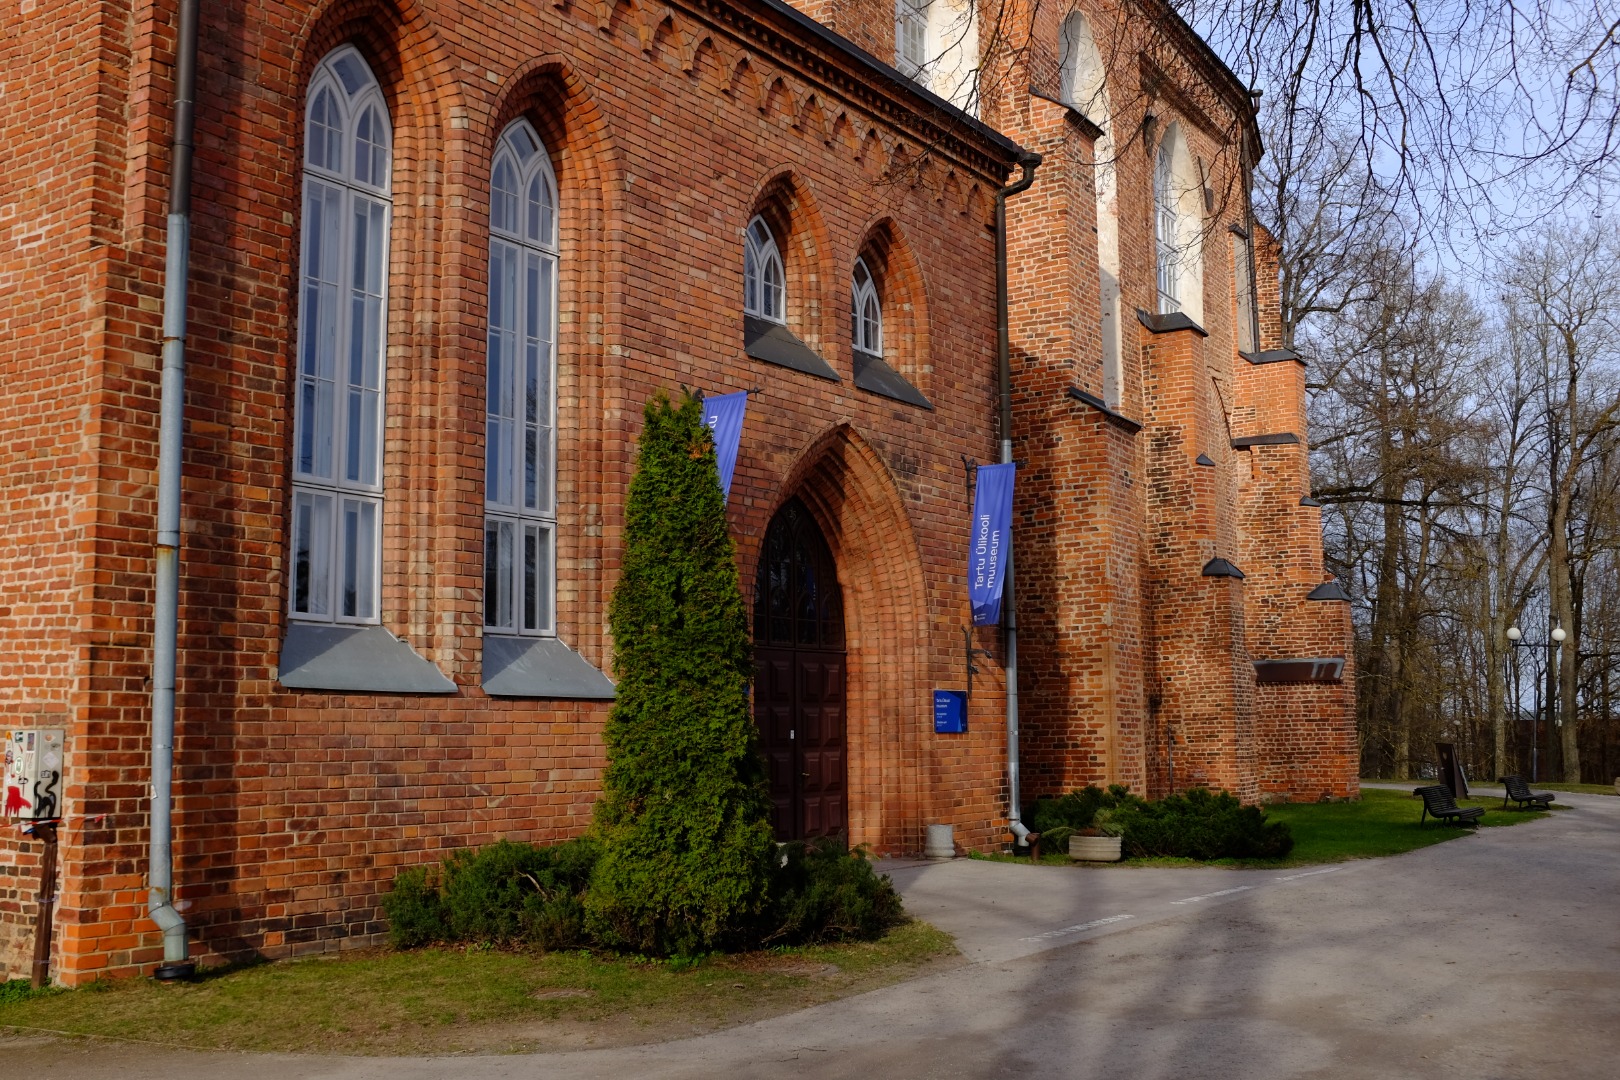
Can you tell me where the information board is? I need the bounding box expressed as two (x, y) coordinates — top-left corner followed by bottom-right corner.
(933, 690), (967, 734)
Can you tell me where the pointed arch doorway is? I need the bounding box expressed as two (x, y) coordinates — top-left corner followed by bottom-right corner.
(754, 498), (847, 840)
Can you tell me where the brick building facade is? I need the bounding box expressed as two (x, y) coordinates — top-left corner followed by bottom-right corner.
(0, 0), (1353, 983)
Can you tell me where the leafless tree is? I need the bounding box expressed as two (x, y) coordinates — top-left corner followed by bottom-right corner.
(1502, 224), (1620, 782)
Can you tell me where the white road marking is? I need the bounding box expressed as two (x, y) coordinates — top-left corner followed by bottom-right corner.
(1171, 885), (1255, 905)
(1018, 914), (1135, 942)
(1275, 866), (1344, 882)
(1009, 865), (1348, 946)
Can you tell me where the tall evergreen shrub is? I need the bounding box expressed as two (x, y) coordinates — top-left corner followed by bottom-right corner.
(584, 391), (776, 955)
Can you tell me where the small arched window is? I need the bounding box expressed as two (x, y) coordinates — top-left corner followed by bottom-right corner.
(851, 258), (882, 356)
(291, 45), (392, 623)
(485, 118), (559, 636)
(744, 216), (785, 323)
(1155, 140), (1180, 314)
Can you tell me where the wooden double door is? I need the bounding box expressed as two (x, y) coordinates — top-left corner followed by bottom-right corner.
(754, 499), (847, 841)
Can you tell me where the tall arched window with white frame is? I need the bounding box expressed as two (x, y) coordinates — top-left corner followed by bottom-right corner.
(851, 257), (882, 357)
(1155, 140), (1181, 314)
(485, 118), (559, 636)
(291, 45), (391, 623)
(744, 216), (785, 324)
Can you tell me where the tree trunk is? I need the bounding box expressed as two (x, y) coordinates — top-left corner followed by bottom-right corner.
(1372, 495), (1406, 778)
(1550, 352), (1582, 783)
(1487, 614), (1507, 781)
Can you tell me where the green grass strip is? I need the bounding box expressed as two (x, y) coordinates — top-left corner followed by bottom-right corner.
(0, 921), (954, 1057)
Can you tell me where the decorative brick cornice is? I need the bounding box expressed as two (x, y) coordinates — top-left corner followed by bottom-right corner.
(676, 0), (1027, 179)
(1139, 55), (1229, 144)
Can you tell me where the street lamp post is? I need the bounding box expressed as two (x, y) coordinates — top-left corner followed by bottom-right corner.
(1507, 624), (1565, 782)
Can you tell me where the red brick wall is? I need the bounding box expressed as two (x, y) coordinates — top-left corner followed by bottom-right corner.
(4, 0), (1019, 983)
(0, 0), (145, 980)
(1237, 224), (1357, 802)
(1, 0), (1356, 984)
(977, 0), (1354, 809)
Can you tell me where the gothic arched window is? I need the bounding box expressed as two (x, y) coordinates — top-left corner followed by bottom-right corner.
(1153, 123), (1205, 322)
(1155, 138), (1181, 314)
(484, 118), (559, 635)
(851, 257), (883, 357)
(291, 45), (391, 622)
(744, 215), (785, 323)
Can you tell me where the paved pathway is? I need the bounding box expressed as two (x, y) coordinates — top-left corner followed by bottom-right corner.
(5, 789), (1617, 1078)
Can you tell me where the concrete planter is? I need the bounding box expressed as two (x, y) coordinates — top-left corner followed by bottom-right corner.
(1069, 834), (1123, 862)
(924, 823), (956, 860)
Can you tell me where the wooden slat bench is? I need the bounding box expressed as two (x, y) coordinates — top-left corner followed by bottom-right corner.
(1414, 784), (1484, 828)
(1498, 775), (1554, 810)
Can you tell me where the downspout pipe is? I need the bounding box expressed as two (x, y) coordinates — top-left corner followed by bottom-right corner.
(995, 152), (1040, 846)
(150, 0), (200, 982)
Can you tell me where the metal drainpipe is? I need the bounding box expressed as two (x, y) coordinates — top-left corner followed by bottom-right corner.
(150, 0), (200, 982)
(995, 152), (1040, 847)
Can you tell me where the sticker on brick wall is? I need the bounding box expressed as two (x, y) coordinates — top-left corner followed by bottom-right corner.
(4, 728), (63, 820)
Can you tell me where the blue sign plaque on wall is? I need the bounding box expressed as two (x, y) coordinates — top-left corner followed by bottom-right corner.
(933, 690), (967, 734)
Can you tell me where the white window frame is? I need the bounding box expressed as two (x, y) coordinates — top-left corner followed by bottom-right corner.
(484, 118), (560, 637)
(1155, 142), (1181, 314)
(895, 0), (930, 79)
(851, 257), (883, 357)
(290, 45), (391, 624)
(744, 215), (785, 324)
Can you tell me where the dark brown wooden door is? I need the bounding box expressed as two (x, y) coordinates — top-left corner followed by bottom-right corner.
(754, 499), (846, 841)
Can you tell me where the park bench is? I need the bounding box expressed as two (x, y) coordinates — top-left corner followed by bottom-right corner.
(1414, 784), (1484, 828)
(1498, 775), (1554, 811)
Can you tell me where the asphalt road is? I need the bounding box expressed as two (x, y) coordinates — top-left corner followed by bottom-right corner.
(5, 787), (1616, 1079)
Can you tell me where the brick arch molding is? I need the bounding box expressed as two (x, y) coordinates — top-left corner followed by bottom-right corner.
(853, 216), (932, 393)
(746, 167), (834, 353)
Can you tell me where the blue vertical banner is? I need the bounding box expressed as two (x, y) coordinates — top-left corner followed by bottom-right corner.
(968, 462), (1016, 626)
(702, 391), (749, 499)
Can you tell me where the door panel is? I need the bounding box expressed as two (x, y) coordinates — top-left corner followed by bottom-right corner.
(753, 499), (847, 841)
(755, 645), (799, 840)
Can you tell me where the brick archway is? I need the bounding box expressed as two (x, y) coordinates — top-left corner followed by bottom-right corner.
(756, 424), (929, 855)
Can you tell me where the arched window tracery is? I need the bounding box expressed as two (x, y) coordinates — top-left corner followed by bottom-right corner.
(291, 45), (392, 623)
(744, 215), (786, 323)
(851, 257), (882, 357)
(484, 118), (560, 636)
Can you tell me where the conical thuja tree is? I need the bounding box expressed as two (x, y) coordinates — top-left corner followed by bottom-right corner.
(585, 390), (775, 955)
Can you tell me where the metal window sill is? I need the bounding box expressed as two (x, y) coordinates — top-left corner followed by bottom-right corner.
(853, 350), (931, 409)
(278, 623), (457, 693)
(482, 634), (615, 699)
(744, 316), (840, 381)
